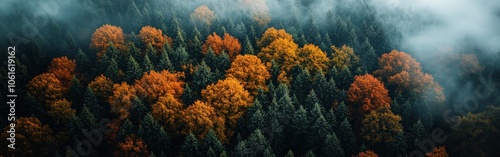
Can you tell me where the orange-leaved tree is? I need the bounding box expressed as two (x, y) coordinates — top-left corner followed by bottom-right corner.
(181, 100), (226, 142)
(108, 82), (137, 120)
(88, 74), (114, 101)
(139, 26), (172, 50)
(374, 50), (445, 103)
(258, 38), (299, 72)
(47, 56), (76, 88)
(113, 134), (150, 157)
(0, 117), (55, 156)
(201, 77), (253, 138)
(134, 70), (184, 103)
(47, 99), (76, 125)
(151, 94), (184, 134)
(256, 27), (294, 48)
(190, 5), (217, 26)
(28, 73), (64, 105)
(360, 106), (403, 144)
(202, 32), (241, 60)
(297, 44), (330, 74)
(331, 45), (360, 70)
(226, 55), (271, 96)
(347, 74), (391, 115)
(90, 24), (125, 57)
(356, 150), (379, 157)
(426, 146), (449, 157)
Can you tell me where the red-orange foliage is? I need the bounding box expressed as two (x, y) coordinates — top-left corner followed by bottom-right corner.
(348, 74), (391, 115)
(374, 50), (445, 103)
(90, 24), (125, 57)
(28, 73), (64, 105)
(181, 101), (226, 142)
(426, 146), (449, 157)
(88, 74), (114, 100)
(0, 117), (55, 156)
(134, 70), (185, 103)
(113, 134), (150, 157)
(202, 33), (242, 60)
(356, 150), (379, 157)
(48, 56), (76, 88)
(139, 26), (173, 50)
(190, 5), (217, 26)
(109, 82), (137, 120)
(48, 99), (76, 125)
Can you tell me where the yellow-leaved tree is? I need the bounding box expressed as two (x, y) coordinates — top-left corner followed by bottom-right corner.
(226, 55), (271, 96)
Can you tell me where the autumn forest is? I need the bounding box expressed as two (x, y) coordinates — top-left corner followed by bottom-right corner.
(1, 0), (500, 157)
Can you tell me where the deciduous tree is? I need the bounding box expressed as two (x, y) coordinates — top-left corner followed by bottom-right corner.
(151, 94), (184, 134)
(28, 73), (64, 105)
(374, 50), (444, 102)
(139, 26), (173, 50)
(48, 99), (76, 125)
(181, 101), (226, 142)
(191, 5), (217, 26)
(331, 45), (359, 70)
(48, 56), (76, 88)
(134, 70), (184, 103)
(88, 74), (114, 101)
(347, 74), (391, 116)
(258, 38), (299, 72)
(0, 117), (55, 156)
(226, 55), (270, 96)
(360, 106), (403, 144)
(202, 33), (241, 60)
(109, 82), (137, 120)
(201, 77), (253, 138)
(426, 146), (449, 157)
(114, 134), (150, 157)
(257, 27), (293, 48)
(297, 44), (330, 74)
(90, 24), (125, 57)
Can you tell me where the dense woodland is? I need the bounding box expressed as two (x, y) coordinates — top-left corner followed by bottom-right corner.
(1, 0), (500, 157)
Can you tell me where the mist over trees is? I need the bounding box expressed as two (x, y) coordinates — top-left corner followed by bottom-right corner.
(1, 0), (500, 156)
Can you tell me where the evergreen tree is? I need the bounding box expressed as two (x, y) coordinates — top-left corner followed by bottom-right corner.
(75, 49), (90, 73)
(386, 130), (407, 157)
(105, 58), (120, 82)
(83, 87), (100, 118)
(247, 129), (275, 157)
(290, 105), (309, 155)
(171, 46), (189, 71)
(291, 66), (312, 102)
(203, 130), (225, 157)
(335, 67), (353, 90)
(270, 60), (281, 85)
(181, 84), (196, 106)
(247, 108), (265, 133)
(142, 54), (154, 72)
(192, 61), (213, 97)
(304, 90), (320, 111)
(181, 133), (201, 157)
(126, 55), (142, 83)
(67, 76), (83, 110)
(130, 97), (149, 124)
(285, 150), (295, 157)
(321, 133), (344, 157)
(243, 36), (255, 55)
(308, 115), (332, 153)
(138, 113), (170, 155)
(156, 49), (174, 71)
(336, 102), (349, 125)
(409, 119), (427, 143)
(312, 71), (337, 109)
(117, 119), (135, 142)
(338, 118), (357, 156)
(145, 44), (158, 63)
(305, 150), (316, 157)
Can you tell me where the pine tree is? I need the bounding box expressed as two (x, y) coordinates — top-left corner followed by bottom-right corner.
(145, 44), (158, 63)
(75, 49), (90, 73)
(138, 113), (170, 155)
(336, 67), (353, 90)
(181, 133), (201, 157)
(117, 119), (135, 142)
(270, 60), (281, 85)
(285, 150), (295, 157)
(171, 46), (189, 71)
(67, 76), (83, 110)
(290, 105), (309, 155)
(126, 55), (142, 83)
(338, 118), (357, 156)
(246, 129), (274, 157)
(336, 102), (349, 125)
(305, 150), (316, 157)
(203, 130), (225, 157)
(248, 108), (265, 133)
(304, 90), (320, 111)
(386, 130), (407, 157)
(142, 53), (154, 72)
(181, 84), (196, 106)
(409, 119), (427, 143)
(130, 97), (149, 124)
(105, 58), (120, 82)
(83, 87), (100, 118)
(308, 115), (332, 153)
(291, 66), (312, 102)
(243, 36), (255, 55)
(192, 61), (213, 97)
(321, 133), (344, 157)
(156, 49), (173, 71)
